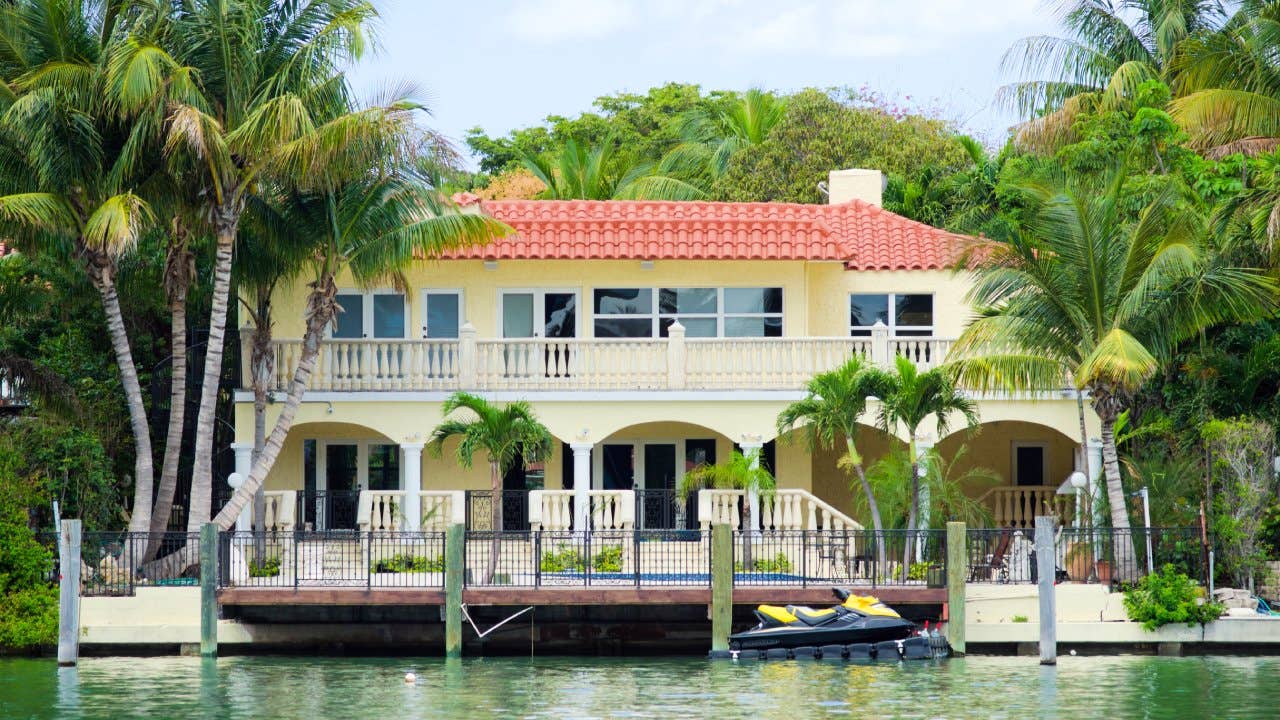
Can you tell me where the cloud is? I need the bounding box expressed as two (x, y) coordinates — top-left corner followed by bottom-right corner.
(504, 0), (637, 42)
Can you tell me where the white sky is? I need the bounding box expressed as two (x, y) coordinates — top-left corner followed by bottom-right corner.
(347, 0), (1056, 166)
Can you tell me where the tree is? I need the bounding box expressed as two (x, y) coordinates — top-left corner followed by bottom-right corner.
(0, 0), (159, 534)
(428, 393), (554, 584)
(111, 0), (389, 532)
(519, 138), (707, 200)
(878, 356), (978, 576)
(999, 0), (1227, 150)
(663, 88), (786, 181)
(777, 357), (891, 564)
(948, 174), (1277, 575)
(677, 449), (775, 570)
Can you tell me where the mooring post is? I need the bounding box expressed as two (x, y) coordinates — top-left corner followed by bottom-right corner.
(445, 523), (465, 658)
(945, 521), (966, 655)
(710, 523), (733, 651)
(1035, 515), (1057, 665)
(200, 523), (218, 657)
(57, 519), (82, 666)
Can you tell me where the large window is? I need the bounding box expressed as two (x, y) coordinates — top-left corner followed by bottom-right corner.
(333, 291), (407, 339)
(592, 287), (782, 338)
(849, 293), (933, 337)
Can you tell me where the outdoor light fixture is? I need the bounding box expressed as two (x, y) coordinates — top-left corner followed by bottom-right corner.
(483, 260), (499, 271)
(640, 260), (655, 270)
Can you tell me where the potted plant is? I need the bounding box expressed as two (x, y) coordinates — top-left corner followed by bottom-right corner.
(1094, 558), (1113, 583)
(1065, 541), (1093, 581)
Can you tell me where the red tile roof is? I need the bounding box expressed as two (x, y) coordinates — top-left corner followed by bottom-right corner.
(440, 198), (967, 270)
(0, 240), (11, 257)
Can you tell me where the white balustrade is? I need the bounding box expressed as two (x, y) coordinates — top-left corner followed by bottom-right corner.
(419, 491), (465, 530)
(258, 335), (956, 392)
(980, 485), (1075, 528)
(697, 490), (745, 530)
(357, 490), (404, 531)
(699, 488), (864, 532)
(530, 490), (635, 531)
(258, 490), (297, 532)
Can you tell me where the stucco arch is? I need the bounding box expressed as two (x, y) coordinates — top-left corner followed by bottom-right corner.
(936, 419), (1080, 498)
(529, 399), (788, 446)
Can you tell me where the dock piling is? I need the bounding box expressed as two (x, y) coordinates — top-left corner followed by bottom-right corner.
(445, 523), (464, 658)
(200, 523), (218, 657)
(1035, 515), (1056, 665)
(57, 519), (82, 666)
(710, 524), (732, 651)
(945, 521), (966, 655)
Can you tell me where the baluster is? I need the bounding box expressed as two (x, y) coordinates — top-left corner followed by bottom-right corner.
(807, 500), (818, 531)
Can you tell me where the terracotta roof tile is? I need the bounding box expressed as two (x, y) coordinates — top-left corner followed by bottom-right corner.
(437, 199), (967, 270)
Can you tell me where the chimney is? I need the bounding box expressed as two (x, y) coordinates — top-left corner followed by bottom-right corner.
(827, 168), (885, 206)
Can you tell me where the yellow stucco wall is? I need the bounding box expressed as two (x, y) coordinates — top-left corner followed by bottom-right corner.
(805, 426), (906, 523)
(937, 420), (1078, 498)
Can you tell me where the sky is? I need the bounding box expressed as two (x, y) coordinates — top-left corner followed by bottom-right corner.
(346, 0), (1056, 168)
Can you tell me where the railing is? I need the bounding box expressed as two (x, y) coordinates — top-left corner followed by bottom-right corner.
(219, 530), (446, 588)
(50, 531), (202, 596)
(733, 529), (946, 587)
(967, 526), (1207, 586)
(260, 490), (297, 532)
(979, 485), (1075, 529)
(697, 488), (865, 532)
(528, 490), (635, 531)
(297, 489), (361, 531)
(254, 333), (958, 392)
(356, 490), (467, 531)
(465, 490), (530, 532)
(635, 488), (700, 532)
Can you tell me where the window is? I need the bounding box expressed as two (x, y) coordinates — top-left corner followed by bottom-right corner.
(333, 291), (407, 339)
(849, 293), (933, 337)
(421, 290), (462, 339)
(591, 287), (783, 338)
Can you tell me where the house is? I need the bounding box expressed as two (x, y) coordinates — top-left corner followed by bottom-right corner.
(231, 168), (1099, 535)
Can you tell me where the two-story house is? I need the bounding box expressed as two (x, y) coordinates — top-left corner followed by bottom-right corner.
(231, 169), (1099, 536)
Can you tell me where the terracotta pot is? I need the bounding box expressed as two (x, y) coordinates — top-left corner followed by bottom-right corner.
(1094, 559), (1113, 583)
(1066, 542), (1092, 581)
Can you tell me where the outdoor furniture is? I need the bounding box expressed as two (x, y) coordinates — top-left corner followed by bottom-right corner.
(969, 529), (1014, 582)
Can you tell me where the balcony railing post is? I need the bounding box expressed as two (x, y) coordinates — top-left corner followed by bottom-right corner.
(871, 321), (890, 366)
(666, 321), (686, 390)
(458, 322), (478, 389)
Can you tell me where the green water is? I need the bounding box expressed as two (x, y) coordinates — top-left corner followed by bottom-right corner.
(1, 655), (1277, 719)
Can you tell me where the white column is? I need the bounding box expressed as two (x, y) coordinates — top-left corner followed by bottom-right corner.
(741, 441), (763, 532)
(915, 437), (934, 558)
(571, 442), (593, 532)
(402, 442), (424, 531)
(230, 442), (254, 531)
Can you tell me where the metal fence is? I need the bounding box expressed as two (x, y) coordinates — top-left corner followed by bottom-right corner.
(217, 531), (448, 589)
(967, 526), (1207, 586)
(732, 530), (948, 587)
(297, 490), (362, 531)
(634, 488), (700, 531)
(465, 490), (529, 531)
(60, 531), (202, 596)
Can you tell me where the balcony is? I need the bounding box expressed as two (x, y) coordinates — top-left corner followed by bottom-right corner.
(247, 325), (956, 393)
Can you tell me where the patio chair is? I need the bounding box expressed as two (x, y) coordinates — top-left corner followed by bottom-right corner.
(969, 529), (1014, 583)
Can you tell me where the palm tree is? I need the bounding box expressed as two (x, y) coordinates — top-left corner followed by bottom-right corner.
(999, 0), (1227, 149)
(664, 88), (786, 180)
(207, 134), (510, 537)
(1170, 1), (1280, 155)
(428, 392), (554, 584)
(520, 138), (707, 200)
(777, 357), (892, 564)
(109, 0), (393, 532)
(0, 0), (159, 534)
(677, 449), (775, 571)
(947, 173), (1277, 575)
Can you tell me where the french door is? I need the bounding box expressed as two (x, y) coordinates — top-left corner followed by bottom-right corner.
(499, 290), (578, 378)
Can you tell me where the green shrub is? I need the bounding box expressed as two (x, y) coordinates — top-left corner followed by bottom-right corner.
(0, 504), (57, 650)
(1011, 614), (1028, 623)
(1123, 564), (1224, 631)
(248, 557), (281, 578)
(593, 545), (623, 572)
(735, 552), (792, 573)
(540, 546), (585, 572)
(373, 554), (445, 573)
(907, 562), (934, 582)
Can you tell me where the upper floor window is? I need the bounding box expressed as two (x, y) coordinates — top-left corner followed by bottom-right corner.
(334, 291), (407, 339)
(593, 287), (782, 338)
(849, 293), (933, 337)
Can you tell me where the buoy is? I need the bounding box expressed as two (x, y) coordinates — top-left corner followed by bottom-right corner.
(1070, 649), (1077, 656)
(404, 672), (417, 684)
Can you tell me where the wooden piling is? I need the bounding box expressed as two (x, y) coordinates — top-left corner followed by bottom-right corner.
(710, 523), (733, 651)
(445, 523), (465, 658)
(1035, 515), (1057, 665)
(57, 519), (82, 666)
(200, 523), (218, 658)
(945, 521), (966, 655)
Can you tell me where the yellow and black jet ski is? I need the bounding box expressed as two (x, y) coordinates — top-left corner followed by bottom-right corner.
(728, 587), (917, 651)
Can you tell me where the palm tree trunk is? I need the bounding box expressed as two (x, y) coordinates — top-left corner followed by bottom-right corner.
(250, 311), (273, 563)
(1097, 405), (1138, 579)
(145, 262), (190, 561)
(1076, 391), (1092, 526)
(847, 437), (886, 570)
(89, 256), (154, 536)
(188, 218), (238, 533)
(486, 460), (501, 584)
(904, 459), (919, 583)
(740, 501), (753, 572)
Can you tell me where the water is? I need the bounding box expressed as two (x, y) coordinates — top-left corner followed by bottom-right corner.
(2, 655), (1278, 719)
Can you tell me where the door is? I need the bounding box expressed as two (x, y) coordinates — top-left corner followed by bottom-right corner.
(367, 444), (400, 491)
(501, 290), (578, 378)
(334, 292), (407, 339)
(601, 445), (634, 491)
(642, 444), (677, 529)
(320, 443), (360, 530)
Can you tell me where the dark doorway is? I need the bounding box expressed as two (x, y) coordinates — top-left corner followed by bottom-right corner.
(641, 444), (677, 529)
(322, 444), (359, 530)
(602, 444), (635, 490)
(1015, 445), (1046, 487)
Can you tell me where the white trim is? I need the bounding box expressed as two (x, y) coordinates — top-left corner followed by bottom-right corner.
(235, 388), (1079, 404)
(331, 288), (409, 340)
(849, 291), (935, 338)
(419, 288), (464, 339)
(1011, 441), (1050, 486)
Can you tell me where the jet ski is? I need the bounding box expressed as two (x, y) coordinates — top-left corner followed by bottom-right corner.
(728, 587), (918, 651)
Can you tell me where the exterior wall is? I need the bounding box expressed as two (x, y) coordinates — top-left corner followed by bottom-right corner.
(937, 420), (1078, 498)
(806, 426), (905, 523)
(805, 266), (975, 338)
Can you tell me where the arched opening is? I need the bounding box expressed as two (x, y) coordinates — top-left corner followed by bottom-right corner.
(782, 424), (907, 526)
(264, 421), (396, 531)
(936, 420), (1080, 528)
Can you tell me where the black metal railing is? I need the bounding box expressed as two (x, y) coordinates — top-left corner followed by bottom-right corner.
(50, 531), (203, 596)
(217, 530), (447, 589)
(732, 529), (947, 587)
(465, 490), (528, 532)
(297, 489), (362, 531)
(463, 529), (714, 587)
(635, 488), (700, 532)
(967, 526), (1207, 586)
